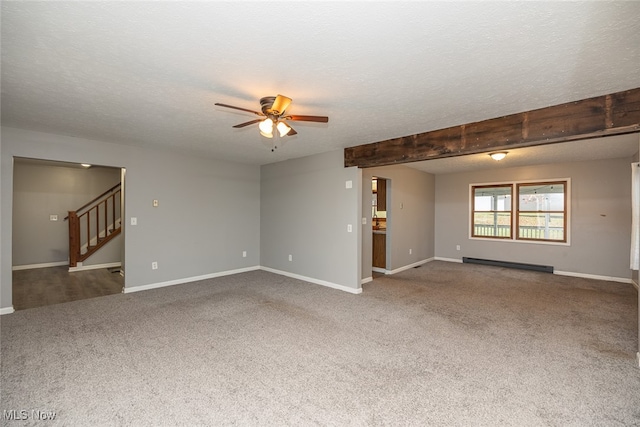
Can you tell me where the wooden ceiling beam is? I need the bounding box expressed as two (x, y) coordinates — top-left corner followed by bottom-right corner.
(344, 87), (640, 168)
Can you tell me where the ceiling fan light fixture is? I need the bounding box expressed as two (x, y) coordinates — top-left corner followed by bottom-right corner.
(276, 121), (291, 137)
(489, 152), (508, 161)
(258, 118), (274, 134)
(216, 95), (328, 143)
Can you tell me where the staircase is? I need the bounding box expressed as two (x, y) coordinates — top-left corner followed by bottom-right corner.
(66, 183), (122, 268)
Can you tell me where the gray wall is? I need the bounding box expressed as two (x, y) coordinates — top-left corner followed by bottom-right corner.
(633, 150), (639, 286)
(260, 150), (361, 290)
(435, 157), (633, 280)
(361, 165), (435, 279)
(1, 127), (261, 310)
(12, 161), (121, 267)
(631, 146), (640, 366)
(1, 136), (3, 302)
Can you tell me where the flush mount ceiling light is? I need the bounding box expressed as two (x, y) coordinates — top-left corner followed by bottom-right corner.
(215, 95), (329, 150)
(489, 152), (508, 161)
(81, 163), (92, 168)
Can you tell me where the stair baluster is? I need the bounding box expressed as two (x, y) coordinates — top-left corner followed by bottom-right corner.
(66, 183), (121, 267)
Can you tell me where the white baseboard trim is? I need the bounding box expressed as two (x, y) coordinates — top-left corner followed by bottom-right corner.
(69, 262), (121, 273)
(124, 266), (261, 294)
(361, 276), (373, 285)
(554, 270), (632, 284)
(434, 257), (463, 263)
(370, 258), (435, 277)
(12, 261), (68, 271)
(387, 258), (434, 275)
(631, 279), (639, 291)
(0, 306), (15, 315)
(260, 266), (362, 295)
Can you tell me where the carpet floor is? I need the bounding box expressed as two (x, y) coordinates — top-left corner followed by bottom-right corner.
(1, 261), (639, 426)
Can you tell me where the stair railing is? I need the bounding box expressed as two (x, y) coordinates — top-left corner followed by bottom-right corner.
(66, 183), (122, 267)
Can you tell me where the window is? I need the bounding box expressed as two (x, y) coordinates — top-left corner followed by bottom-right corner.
(472, 185), (512, 238)
(517, 182), (566, 242)
(470, 179), (569, 244)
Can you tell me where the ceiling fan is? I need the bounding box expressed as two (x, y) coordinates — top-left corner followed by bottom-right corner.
(215, 95), (328, 148)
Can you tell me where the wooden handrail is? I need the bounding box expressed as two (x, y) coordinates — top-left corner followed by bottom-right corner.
(67, 183), (122, 267)
(64, 182), (121, 220)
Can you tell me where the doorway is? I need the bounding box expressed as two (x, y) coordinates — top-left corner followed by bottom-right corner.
(12, 158), (125, 309)
(372, 176), (389, 273)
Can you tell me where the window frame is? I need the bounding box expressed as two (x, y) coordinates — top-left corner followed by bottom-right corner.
(469, 178), (570, 246)
(470, 184), (513, 240)
(516, 181), (568, 243)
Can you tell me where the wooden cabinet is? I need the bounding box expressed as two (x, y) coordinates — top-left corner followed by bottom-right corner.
(373, 232), (386, 268)
(376, 178), (387, 211)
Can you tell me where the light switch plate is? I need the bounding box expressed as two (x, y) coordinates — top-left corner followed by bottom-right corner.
(345, 180), (352, 189)
(49, 215), (58, 221)
(131, 217), (137, 226)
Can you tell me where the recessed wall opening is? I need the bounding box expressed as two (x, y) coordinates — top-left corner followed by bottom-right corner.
(12, 157), (125, 310)
(372, 176), (390, 274)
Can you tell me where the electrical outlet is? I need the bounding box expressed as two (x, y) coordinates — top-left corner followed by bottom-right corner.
(456, 245), (461, 251)
(153, 199), (159, 207)
(242, 251), (247, 258)
(49, 215), (58, 221)
(362, 217), (367, 225)
(288, 254), (292, 262)
(151, 261), (158, 270)
(347, 224), (353, 232)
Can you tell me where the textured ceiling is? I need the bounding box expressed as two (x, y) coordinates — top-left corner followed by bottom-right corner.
(2, 2), (640, 168)
(406, 133), (640, 175)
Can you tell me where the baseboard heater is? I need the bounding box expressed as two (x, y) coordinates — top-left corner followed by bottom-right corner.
(462, 257), (553, 273)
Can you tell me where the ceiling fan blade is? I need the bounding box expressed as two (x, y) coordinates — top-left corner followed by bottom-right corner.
(270, 95), (292, 115)
(232, 119), (263, 128)
(285, 115), (329, 123)
(285, 126), (297, 136)
(214, 103), (263, 116)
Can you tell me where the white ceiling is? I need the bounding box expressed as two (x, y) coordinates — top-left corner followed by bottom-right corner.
(407, 133), (640, 175)
(2, 2), (640, 170)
